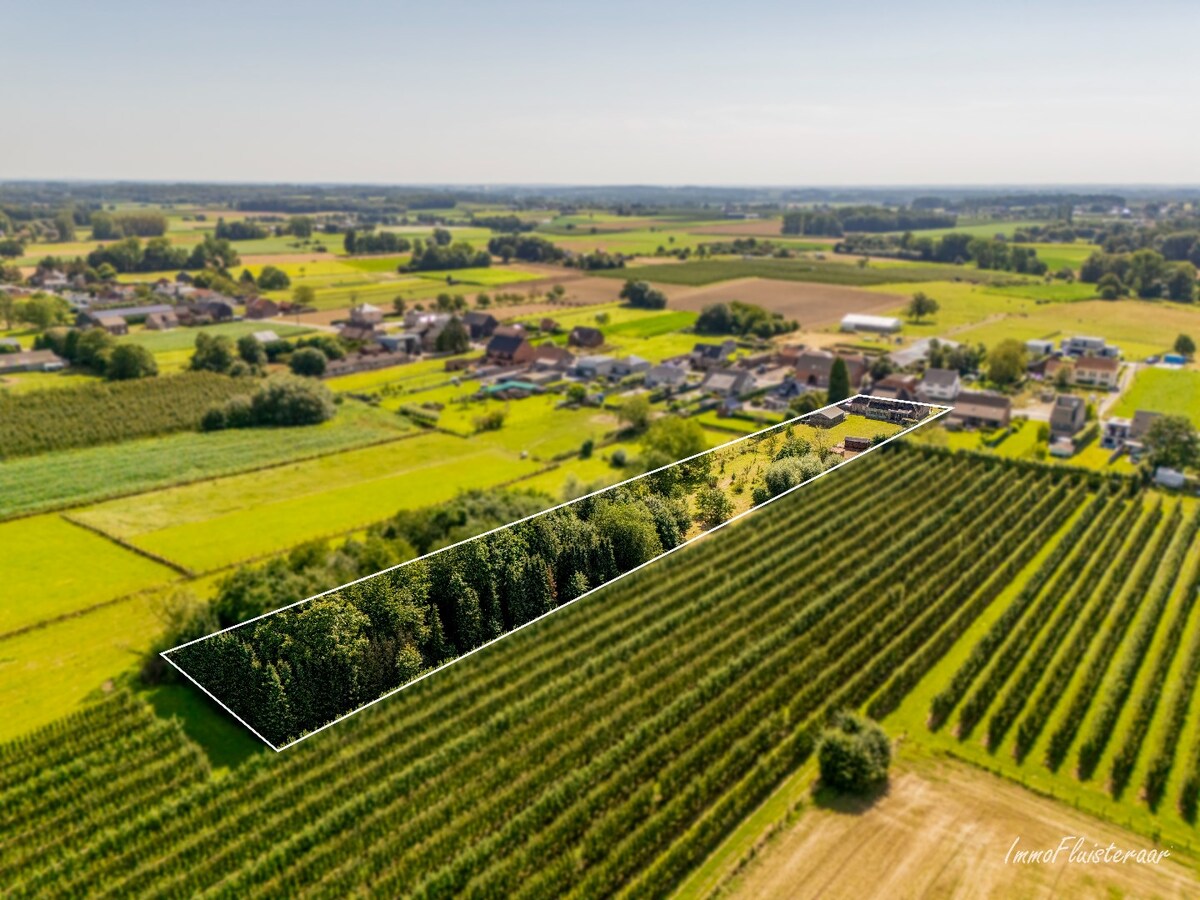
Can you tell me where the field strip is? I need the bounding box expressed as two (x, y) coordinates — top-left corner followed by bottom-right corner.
(165, 395), (951, 751)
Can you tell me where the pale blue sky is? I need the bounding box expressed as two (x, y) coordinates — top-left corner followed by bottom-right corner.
(3, 0), (1197, 184)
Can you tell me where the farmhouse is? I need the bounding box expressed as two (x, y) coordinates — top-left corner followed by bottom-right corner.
(377, 333), (422, 356)
(485, 333), (535, 367)
(573, 355), (616, 380)
(870, 373), (919, 402)
(645, 363), (688, 391)
(245, 297), (281, 319)
(532, 343), (575, 371)
(350, 303), (384, 326)
(809, 407), (846, 428)
(568, 326), (605, 349)
(917, 368), (961, 402)
(791, 349), (867, 390)
(462, 311), (499, 340)
(946, 390), (1011, 430)
(94, 315), (128, 336)
(840, 313), (901, 334)
(0, 349), (67, 374)
(144, 310), (179, 330)
(77, 304), (174, 329)
(339, 324), (378, 343)
(700, 369), (755, 398)
(1049, 394), (1087, 438)
(690, 340), (736, 371)
(1102, 409), (1161, 452)
(1074, 355), (1120, 389)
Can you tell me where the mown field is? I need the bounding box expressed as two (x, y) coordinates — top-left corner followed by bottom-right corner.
(3, 446), (1124, 896)
(598, 258), (1005, 288)
(1113, 367), (1200, 427)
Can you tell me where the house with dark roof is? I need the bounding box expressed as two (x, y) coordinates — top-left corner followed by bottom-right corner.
(462, 311), (500, 340)
(947, 390), (1011, 430)
(0, 349), (67, 374)
(871, 373), (919, 402)
(701, 369), (755, 398)
(568, 325), (604, 349)
(245, 297), (281, 320)
(611, 355), (651, 379)
(486, 333), (535, 367)
(809, 407), (846, 428)
(792, 349), (867, 390)
(533, 343), (575, 371)
(145, 310), (179, 330)
(645, 363), (688, 391)
(690, 340), (736, 371)
(1049, 394), (1087, 438)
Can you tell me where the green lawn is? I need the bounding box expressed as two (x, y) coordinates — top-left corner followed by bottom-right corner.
(72, 432), (542, 573)
(1112, 367), (1200, 427)
(121, 320), (312, 354)
(412, 266), (540, 286)
(0, 514), (178, 635)
(0, 402), (410, 520)
(1016, 241), (1097, 273)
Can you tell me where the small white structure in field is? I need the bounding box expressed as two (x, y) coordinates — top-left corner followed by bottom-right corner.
(840, 313), (901, 334)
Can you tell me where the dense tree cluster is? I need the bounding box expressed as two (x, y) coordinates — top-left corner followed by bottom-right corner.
(85, 234), (239, 273)
(487, 234), (565, 263)
(836, 231), (1047, 274)
(695, 300), (797, 338)
(201, 375), (336, 431)
(619, 279), (667, 309)
(214, 218), (269, 241)
(564, 249), (626, 270)
(472, 214), (535, 233)
(404, 240), (490, 271)
(90, 211), (169, 239)
(343, 229), (413, 255)
(1080, 249), (1196, 301)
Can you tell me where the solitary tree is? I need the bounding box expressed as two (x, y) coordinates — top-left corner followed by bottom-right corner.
(617, 394), (652, 432)
(986, 339), (1027, 388)
(289, 346), (327, 377)
(906, 291), (939, 323)
(105, 343), (158, 380)
(817, 712), (892, 794)
(826, 356), (851, 402)
(1143, 415), (1199, 471)
(694, 485), (734, 528)
(292, 284), (317, 308)
(1175, 334), (1196, 358)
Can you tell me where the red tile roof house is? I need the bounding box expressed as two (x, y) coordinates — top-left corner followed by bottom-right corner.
(486, 333), (536, 367)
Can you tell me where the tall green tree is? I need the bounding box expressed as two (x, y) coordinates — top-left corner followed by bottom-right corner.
(826, 356), (851, 402)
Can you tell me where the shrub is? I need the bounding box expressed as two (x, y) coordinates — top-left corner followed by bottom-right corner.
(289, 347), (328, 377)
(817, 712), (891, 794)
(203, 376), (335, 430)
(105, 343), (158, 380)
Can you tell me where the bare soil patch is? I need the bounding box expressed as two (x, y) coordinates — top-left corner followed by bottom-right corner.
(689, 220), (839, 239)
(667, 278), (905, 329)
(239, 252), (343, 267)
(728, 756), (1197, 900)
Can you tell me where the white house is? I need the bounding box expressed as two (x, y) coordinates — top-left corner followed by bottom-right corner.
(917, 368), (961, 402)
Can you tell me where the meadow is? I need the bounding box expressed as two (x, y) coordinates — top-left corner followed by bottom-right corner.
(120, 320), (311, 354)
(600, 257), (1009, 288)
(0, 402), (410, 520)
(1111, 366), (1200, 427)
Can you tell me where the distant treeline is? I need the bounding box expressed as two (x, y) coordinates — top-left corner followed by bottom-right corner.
(782, 207), (957, 237)
(84, 235), (240, 273)
(343, 229), (412, 255)
(90, 211), (168, 239)
(487, 234), (564, 263)
(836, 232), (1048, 274)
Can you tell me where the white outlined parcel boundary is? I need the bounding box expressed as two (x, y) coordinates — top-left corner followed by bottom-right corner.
(164, 394), (951, 750)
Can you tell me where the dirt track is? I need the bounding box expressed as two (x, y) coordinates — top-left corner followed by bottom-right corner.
(728, 757), (1198, 900)
(669, 278), (905, 329)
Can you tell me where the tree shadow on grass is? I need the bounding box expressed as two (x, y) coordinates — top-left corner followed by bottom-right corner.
(142, 682), (265, 772)
(811, 779), (892, 815)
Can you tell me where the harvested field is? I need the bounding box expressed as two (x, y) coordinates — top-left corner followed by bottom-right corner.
(724, 756), (1196, 900)
(669, 277), (906, 329)
(236, 252), (343, 267)
(688, 219), (830, 238)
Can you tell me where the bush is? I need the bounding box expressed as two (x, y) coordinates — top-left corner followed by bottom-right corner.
(289, 347), (328, 377)
(105, 343), (158, 381)
(764, 454), (823, 496)
(203, 376), (335, 431)
(817, 712), (891, 794)
(611, 448), (628, 468)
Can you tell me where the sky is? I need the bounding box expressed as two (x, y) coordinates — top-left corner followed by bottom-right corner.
(3, 0), (1198, 185)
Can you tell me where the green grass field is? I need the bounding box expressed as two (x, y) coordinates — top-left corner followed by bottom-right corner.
(120, 320), (312, 354)
(0, 402), (410, 520)
(412, 266), (540, 286)
(1112, 367), (1200, 427)
(71, 432), (543, 572)
(0, 514), (178, 635)
(600, 257), (1012, 288)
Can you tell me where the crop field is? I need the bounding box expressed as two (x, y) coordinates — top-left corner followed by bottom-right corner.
(951, 298), (1200, 360)
(882, 219), (1049, 240)
(412, 266), (540, 286)
(1112, 367), (1200, 427)
(70, 433), (543, 573)
(0, 402), (410, 520)
(1016, 241), (1097, 272)
(670, 277), (906, 329)
(865, 280), (1044, 339)
(599, 257), (1006, 288)
(0, 514), (178, 636)
(1, 446), (1120, 896)
(885, 492), (1200, 850)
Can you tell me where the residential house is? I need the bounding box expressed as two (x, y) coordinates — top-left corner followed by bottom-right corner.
(145, 310), (179, 330)
(540, 318), (561, 334)
(870, 373), (919, 402)
(1061, 335), (1119, 358)
(377, 333), (422, 356)
(568, 325), (605, 350)
(792, 349), (867, 390)
(1025, 338), (1056, 357)
(691, 340), (737, 371)
(809, 407), (846, 428)
(183, 293), (235, 323)
(1103, 409), (1162, 453)
(917, 368), (961, 403)
(843, 396), (929, 425)
(532, 343), (575, 371)
(573, 355), (616, 380)
(462, 311), (499, 340)
(245, 297), (281, 319)
(700, 369), (755, 398)
(946, 390), (1011, 430)
(350, 303), (384, 327)
(0, 349), (67, 374)
(1049, 394), (1087, 438)
(339, 324), (378, 343)
(645, 363), (688, 391)
(1074, 355), (1120, 389)
(94, 315), (128, 336)
(485, 333), (535, 367)
(763, 377), (806, 411)
(610, 355), (651, 379)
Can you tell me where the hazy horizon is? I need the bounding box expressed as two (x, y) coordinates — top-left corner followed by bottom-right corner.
(4, 0), (1197, 184)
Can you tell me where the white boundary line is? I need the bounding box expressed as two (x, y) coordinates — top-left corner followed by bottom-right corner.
(164, 394), (952, 751)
